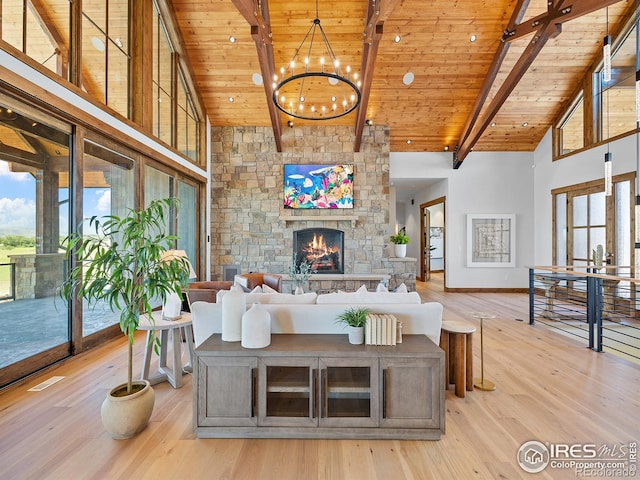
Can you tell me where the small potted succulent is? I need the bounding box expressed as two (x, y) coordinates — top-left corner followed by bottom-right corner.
(335, 306), (371, 344)
(390, 228), (410, 258)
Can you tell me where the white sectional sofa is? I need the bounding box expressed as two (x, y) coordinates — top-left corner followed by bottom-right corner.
(190, 290), (443, 348)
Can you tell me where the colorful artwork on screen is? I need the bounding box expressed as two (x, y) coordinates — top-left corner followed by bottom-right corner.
(284, 164), (354, 209)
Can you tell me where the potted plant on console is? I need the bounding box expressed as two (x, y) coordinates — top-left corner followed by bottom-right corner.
(288, 255), (315, 294)
(390, 228), (410, 258)
(335, 307), (371, 344)
(60, 198), (191, 439)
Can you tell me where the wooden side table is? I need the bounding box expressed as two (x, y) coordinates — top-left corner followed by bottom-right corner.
(137, 311), (194, 388)
(440, 320), (476, 398)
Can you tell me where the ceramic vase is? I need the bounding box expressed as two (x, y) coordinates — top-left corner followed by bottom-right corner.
(241, 303), (271, 349)
(162, 291), (182, 320)
(101, 380), (155, 439)
(221, 285), (245, 342)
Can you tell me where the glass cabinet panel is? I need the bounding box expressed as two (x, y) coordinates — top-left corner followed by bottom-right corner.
(319, 358), (378, 428)
(324, 366), (371, 418)
(259, 357), (317, 427)
(265, 365), (312, 418)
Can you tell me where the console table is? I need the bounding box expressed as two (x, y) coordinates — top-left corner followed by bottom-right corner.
(193, 334), (445, 439)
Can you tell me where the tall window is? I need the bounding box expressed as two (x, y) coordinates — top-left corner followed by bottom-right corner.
(558, 94), (584, 154)
(152, 5), (173, 146)
(177, 71), (198, 161)
(554, 175), (634, 294)
(152, 1), (200, 163)
(81, 0), (130, 117)
(1, 0), (71, 79)
(598, 15), (638, 142)
(81, 139), (135, 336)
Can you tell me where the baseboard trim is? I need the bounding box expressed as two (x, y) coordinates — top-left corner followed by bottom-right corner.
(444, 287), (528, 293)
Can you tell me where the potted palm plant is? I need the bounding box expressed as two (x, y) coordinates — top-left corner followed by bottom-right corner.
(390, 228), (410, 258)
(60, 198), (192, 439)
(335, 307), (371, 344)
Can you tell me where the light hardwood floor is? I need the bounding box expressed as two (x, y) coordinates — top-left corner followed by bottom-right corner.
(1, 274), (639, 480)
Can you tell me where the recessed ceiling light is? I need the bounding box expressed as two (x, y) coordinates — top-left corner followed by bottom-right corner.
(402, 72), (414, 86)
(522, 122), (529, 127)
(287, 120), (293, 128)
(366, 119), (372, 126)
(394, 34), (401, 43)
(406, 139), (412, 144)
(490, 122), (496, 128)
(252, 73), (263, 85)
(114, 38), (123, 48)
(228, 97), (234, 103)
(444, 145), (449, 151)
(229, 36), (236, 43)
(470, 34), (477, 42)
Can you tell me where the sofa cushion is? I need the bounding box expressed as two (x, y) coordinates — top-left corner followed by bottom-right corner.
(316, 291), (421, 304)
(218, 290), (317, 304)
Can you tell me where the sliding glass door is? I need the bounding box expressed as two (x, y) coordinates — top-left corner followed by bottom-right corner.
(0, 102), (72, 386)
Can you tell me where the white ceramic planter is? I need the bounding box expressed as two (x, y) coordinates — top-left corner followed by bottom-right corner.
(347, 326), (364, 345)
(394, 244), (407, 258)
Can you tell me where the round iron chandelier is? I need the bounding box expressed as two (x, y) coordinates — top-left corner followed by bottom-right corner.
(272, 1), (362, 121)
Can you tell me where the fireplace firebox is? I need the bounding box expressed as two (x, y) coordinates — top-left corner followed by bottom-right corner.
(293, 228), (344, 274)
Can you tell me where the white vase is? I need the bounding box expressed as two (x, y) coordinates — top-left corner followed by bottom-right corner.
(242, 303), (271, 349)
(162, 291), (182, 320)
(294, 285), (304, 295)
(221, 285), (245, 342)
(347, 326), (364, 345)
(394, 244), (407, 258)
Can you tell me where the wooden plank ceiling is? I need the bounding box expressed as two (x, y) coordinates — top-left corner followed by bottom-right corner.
(172, 0), (632, 157)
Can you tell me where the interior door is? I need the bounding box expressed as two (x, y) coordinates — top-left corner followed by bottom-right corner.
(423, 208), (431, 281)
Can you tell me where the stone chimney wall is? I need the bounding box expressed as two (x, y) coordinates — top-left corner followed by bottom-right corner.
(210, 125), (398, 285)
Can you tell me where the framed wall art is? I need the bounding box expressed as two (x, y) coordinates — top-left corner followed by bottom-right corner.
(466, 214), (516, 267)
(283, 164), (354, 209)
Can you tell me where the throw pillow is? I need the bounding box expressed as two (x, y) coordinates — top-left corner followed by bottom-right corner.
(250, 285), (262, 293)
(262, 283), (278, 293)
(376, 282), (389, 293)
(394, 283), (408, 293)
(356, 284), (368, 293)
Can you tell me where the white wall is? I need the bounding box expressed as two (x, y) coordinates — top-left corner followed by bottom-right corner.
(390, 151), (535, 288)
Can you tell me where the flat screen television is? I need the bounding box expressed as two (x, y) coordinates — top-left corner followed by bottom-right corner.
(283, 164), (354, 209)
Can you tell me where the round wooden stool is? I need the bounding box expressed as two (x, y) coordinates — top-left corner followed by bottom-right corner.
(439, 320), (476, 398)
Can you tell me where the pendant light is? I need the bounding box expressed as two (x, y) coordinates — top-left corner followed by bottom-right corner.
(603, 7), (612, 83)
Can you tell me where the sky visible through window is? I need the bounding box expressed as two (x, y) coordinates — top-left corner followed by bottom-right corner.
(0, 160), (107, 238)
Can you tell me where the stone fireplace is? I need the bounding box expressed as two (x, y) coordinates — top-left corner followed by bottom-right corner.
(293, 228), (344, 274)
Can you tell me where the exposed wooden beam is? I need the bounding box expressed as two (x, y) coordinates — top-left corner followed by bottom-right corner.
(232, 0), (282, 151)
(455, 22), (562, 166)
(0, 143), (44, 167)
(454, 0), (626, 168)
(354, 0), (401, 152)
(453, 0), (532, 167)
(503, 0), (626, 42)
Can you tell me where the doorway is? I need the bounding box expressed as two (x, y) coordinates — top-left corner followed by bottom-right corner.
(420, 197), (445, 282)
